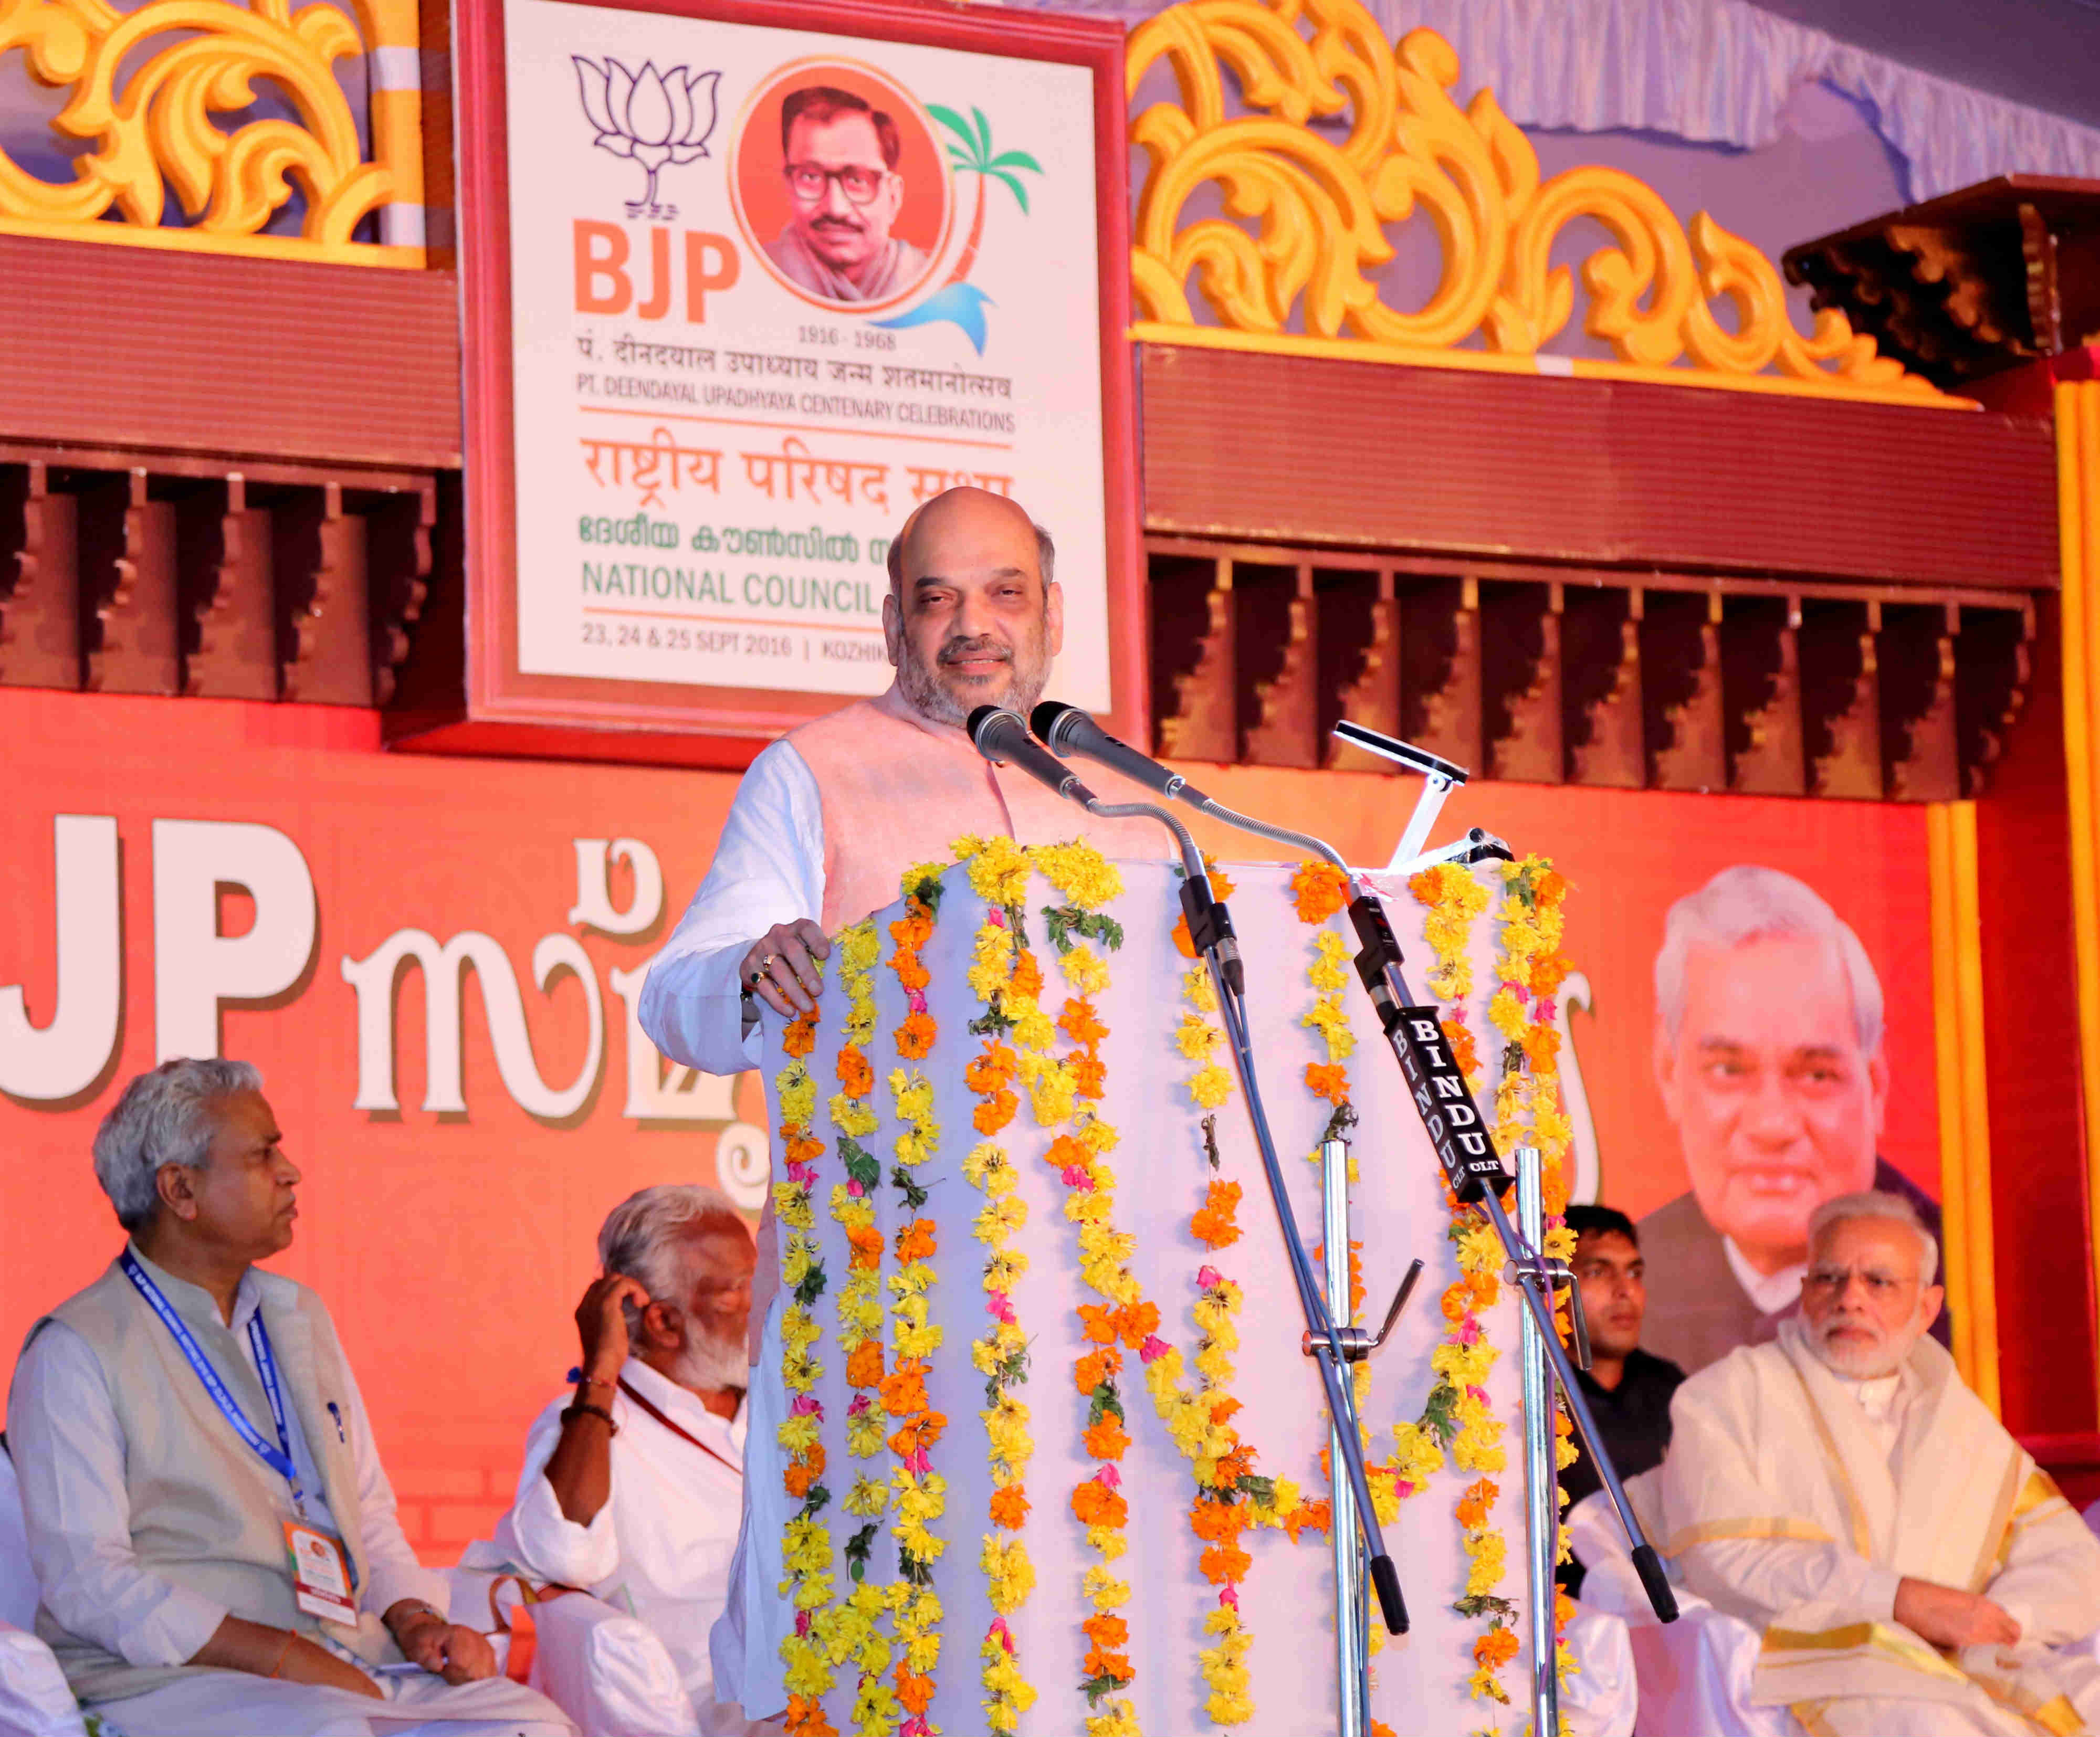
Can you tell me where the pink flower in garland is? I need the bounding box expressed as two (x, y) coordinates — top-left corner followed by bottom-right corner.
(1060, 1164), (1094, 1189)
(1196, 1265), (1223, 1289)
(987, 1289), (1016, 1324)
(1138, 1334), (1170, 1364)
(791, 1394), (823, 1419)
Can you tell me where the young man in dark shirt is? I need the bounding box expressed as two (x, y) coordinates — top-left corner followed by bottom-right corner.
(1558, 1204), (1686, 1597)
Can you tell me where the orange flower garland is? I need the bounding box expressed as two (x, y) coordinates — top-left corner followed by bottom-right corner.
(957, 837), (1044, 1735)
(1403, 860), (1525, 1705)
(774, 991), (837, 1737)
(882, 867), (948, 1737)
(1486, 856), (1581, 1700)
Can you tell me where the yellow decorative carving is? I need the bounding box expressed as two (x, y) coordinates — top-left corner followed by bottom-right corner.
(0, 0), (421, 265)
(1127, 0), (1958, 406)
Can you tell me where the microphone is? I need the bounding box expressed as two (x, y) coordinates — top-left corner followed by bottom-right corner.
(1031, 700), (1212, 807)
(967, 706), (1100, 807)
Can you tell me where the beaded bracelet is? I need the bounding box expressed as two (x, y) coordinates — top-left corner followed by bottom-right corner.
(561, 1400), (618, 1435)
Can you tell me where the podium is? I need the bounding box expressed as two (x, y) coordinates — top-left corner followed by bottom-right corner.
(743, 850), (1561, 1736)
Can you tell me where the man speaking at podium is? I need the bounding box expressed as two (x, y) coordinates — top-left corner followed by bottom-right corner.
(639, 485), (1165, 1076)
(638, 485), (1170, 1725)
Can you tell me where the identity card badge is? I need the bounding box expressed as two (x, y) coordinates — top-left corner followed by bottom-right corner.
(282, 1519), (358, 1623)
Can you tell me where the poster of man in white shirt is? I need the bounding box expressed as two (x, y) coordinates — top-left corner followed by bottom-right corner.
(1634, 865), (1949, 1375)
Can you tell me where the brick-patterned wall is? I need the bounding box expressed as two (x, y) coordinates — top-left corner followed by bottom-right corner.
(388, 1445), (533, 1564)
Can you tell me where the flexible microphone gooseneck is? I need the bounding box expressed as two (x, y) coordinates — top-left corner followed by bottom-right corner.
(967, 706), (1101, 806)
(1032, 699), (1350, 869)
(966, 706), (1217, 912)
(1031, 700), (1213, 807)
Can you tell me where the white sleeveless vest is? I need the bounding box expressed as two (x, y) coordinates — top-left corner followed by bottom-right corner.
(29, 1251), (400, 1701)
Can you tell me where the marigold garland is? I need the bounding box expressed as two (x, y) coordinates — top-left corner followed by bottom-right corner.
(958, 839), (1050, 1736)
(882, 867), (949, 1737)
(1401, 860), (1522, 1706)
(1487, 856), (1582, 1705)
(827, 920), (893, 1735)
(956, 835), (1143, 1737)
(780, 847), (1559, 1732)
(775, 985), (838, 1737)
(1035, 840), (1325, 1730)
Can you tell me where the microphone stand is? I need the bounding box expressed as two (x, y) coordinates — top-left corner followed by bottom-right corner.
(1079, 794), (1414, 1651)
(1158, 787), (1684, 1647)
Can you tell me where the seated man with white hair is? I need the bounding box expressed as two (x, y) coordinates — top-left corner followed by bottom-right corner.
(1651, 1189), (2100, 1734)
(7, 1059), (571, 1737)
(488, 1185), (759, 1735)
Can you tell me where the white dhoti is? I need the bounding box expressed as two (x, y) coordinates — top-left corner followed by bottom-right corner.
(1655, 1320), (2100, 1735)
(86, 1667), (572, 1737)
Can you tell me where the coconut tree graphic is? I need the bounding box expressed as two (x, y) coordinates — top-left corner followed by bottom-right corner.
(874, 106), (1041, 353)
(930, 104), (1041, 278)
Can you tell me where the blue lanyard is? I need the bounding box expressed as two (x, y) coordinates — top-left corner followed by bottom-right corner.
(120, 1251), (307, 1515)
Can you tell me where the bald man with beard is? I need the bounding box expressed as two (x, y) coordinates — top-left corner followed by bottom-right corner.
(637, 486), (1172, 1729)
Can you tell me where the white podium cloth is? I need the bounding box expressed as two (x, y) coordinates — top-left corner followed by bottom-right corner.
(739, 858), (1565, 1734)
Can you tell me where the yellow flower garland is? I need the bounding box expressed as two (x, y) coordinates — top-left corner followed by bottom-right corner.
(959, 838), (1048, 1735)
(775, 991), (838, 1737)
(779, 848), (1558, 1730)
(1030, 839), (1322, 1732)
(880, 869), (948, 1737)
(1487, 856), (1581, 1701)
(828, 919), (895, 1737)
(1401, 861), (1521, 1706)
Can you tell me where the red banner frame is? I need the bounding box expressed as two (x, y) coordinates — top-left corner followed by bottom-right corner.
(436, 0), (1146, 767)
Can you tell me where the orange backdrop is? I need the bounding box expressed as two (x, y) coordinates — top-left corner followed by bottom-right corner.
(0, 688), (1934, 1556)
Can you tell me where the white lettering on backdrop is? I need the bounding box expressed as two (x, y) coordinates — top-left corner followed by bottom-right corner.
(0, 816), (767, 1209)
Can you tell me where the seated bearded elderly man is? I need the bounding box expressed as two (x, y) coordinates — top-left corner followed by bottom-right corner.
(484, 1186), (765, 1736)
(1651, 1189), (2100, 1735)
(7, 1060), (571, 1737)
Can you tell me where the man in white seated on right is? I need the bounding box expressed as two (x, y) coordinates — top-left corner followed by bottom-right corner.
(489, 1186), (765, 1736)
(1653, 1189), (2100, 1735)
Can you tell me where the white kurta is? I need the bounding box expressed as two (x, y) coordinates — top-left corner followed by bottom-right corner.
(486, 1360), (748, 1720)
(1655, 1319), (2100, 1736)
(640, 740), (823, 1081)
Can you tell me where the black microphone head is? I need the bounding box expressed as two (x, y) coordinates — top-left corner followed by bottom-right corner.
(1030, 699), (1079, 746)
(966, 704), (1008, 748)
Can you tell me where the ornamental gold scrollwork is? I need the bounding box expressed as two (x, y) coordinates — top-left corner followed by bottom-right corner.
(1128, 0), (1949, 404)
(0, 0), (420, 264)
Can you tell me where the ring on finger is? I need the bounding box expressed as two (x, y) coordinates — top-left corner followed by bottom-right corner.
(748, 953), (776, 986)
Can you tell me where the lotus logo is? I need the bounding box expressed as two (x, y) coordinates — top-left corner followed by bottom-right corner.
(573, 57), (721, 221)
